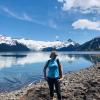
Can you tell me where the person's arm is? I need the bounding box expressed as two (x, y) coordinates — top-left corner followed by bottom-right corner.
(57, 59), (63, 79)
(43, 60), (49, 78)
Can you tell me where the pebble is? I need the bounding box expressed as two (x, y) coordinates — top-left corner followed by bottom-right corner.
(0, 63), (100, 100)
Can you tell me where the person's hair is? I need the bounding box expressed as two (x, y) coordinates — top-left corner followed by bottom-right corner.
(50, 51), (58, 58)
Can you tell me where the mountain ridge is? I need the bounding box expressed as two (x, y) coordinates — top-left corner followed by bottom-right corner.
(0, 35), (100, 51)
(0, 35), (79, 51)
(77, 37), (100, 51)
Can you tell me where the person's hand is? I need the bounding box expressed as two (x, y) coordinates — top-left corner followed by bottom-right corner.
(59, 76), (63, 81)
(59, 77), (63, 81)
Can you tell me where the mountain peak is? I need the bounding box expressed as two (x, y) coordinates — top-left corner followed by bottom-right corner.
(67, 39), (73, 42)
(93, 36), (100, 40)
(0, 35), (79, 51)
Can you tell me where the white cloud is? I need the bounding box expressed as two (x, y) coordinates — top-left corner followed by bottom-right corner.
(72, 19), (100, 31)
(48, 20), (57, 29)
(57, 0), (63, 2)
(22, 13), (33, 22)
(1, 6), (46, 26)
(1, 6), (58, 29)
(2, 7), (33, 21)
(56, 35), (59, 39)
(57, 0), (100, 13)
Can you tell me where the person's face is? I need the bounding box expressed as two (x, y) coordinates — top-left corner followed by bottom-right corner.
(50, 54), (56, 59)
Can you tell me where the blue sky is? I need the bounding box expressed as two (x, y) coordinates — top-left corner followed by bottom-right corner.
(0, 0), (100, 44)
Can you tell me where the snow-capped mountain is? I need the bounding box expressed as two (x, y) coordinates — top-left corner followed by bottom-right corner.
(42, 39), (79, 51)
(17, 38), (78, 51)
(0, 35), (79, 51)
(0, 35), (16, 45)
(0, 35), (30, 52)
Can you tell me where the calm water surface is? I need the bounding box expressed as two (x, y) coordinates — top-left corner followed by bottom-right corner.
(0, 51), (100, 92)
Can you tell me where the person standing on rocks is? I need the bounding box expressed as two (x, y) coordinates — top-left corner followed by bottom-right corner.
(43, 51), (63, 100)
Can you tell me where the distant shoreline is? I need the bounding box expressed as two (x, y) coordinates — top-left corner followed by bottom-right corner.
(0, 62), (100, 100)
(1, 54), (27, 57)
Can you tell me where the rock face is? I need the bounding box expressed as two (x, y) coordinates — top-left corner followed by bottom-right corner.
(77, 37), (100, 51)
(42, 40), (79, 51)
(0, 41), (30, 52)
(0, 63), (100, 100)
(57, 44), (79, 51)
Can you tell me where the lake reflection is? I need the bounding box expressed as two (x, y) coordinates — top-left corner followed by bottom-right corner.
(0, 52), (100, 92)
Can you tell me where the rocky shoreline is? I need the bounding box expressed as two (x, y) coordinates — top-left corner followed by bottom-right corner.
(0, 63), (100, 100)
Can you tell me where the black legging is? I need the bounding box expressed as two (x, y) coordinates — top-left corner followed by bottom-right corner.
(47, 77), (61, 100)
